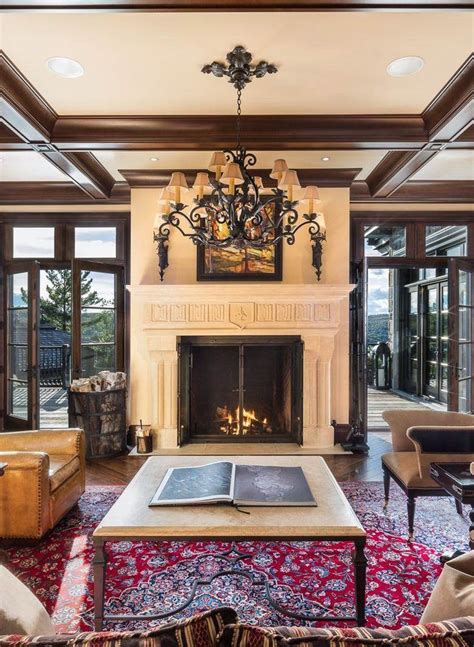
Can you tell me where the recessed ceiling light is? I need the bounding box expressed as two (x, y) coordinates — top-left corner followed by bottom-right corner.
(321, 156), (330, 162)
(387, 56), (424, 77)
(47, 57), (84, 79)
(150, 157), (159, 162)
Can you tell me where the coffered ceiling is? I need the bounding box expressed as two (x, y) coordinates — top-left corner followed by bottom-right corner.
(1, 12), (473, 115)
(0, 9), (473, 205)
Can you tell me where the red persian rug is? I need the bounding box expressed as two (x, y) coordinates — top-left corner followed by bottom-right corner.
(4, 482), (470, 633)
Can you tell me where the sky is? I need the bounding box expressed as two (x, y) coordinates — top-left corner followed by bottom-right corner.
(10, 227), (117, 304)
(367, 268), (389, 316)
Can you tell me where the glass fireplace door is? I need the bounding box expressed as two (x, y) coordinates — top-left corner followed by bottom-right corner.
(178, 336), (303, 445)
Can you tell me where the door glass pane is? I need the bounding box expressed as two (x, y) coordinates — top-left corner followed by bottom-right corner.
(80, 270), (117, 376)
(364, 226), (406, 257)
(457, 268), (473, 412)
(13, 227), (55, 258)
(39, 269), (72, 429)
(425, 225), (467, 257)
(75, 227), (117, 258)
(427, 287), (438, 336)
(7, 272), (29, 420)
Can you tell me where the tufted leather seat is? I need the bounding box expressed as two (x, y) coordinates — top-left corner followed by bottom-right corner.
(0, 429), (85, 540)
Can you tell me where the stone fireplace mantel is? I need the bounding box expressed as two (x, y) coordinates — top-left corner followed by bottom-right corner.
(129, 284), (354, 449)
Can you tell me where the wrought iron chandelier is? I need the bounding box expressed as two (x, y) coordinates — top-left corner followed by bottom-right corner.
(153, 45), (326, 281)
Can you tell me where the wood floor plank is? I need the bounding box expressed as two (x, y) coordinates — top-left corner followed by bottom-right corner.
(86, 436), (392, 487)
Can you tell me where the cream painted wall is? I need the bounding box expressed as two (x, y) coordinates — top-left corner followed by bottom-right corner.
(129, 187), (351, 435)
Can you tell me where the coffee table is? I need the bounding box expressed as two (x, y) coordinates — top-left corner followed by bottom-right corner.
(93, 456), (367, 630)
(430, 462), (474, 553)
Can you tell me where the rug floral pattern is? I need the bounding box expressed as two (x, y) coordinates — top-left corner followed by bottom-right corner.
(4, 482), (470, 632)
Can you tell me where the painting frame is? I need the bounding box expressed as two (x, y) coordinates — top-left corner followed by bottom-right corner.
(196, 202), (283, 282)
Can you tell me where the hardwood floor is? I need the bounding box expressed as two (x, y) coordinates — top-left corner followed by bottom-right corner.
(85, 434), (392, 486)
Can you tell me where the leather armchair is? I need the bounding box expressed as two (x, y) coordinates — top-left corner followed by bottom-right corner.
(381, 410), (474, 539)
(0, 429), (85, 541)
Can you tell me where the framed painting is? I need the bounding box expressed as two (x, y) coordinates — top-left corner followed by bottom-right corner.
(196, 202), (282, 281)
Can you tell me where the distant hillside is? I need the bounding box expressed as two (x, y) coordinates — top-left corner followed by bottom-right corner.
(367, 314), (390, 346)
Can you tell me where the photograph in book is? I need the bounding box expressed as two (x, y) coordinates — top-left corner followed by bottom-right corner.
(149, 461), (317, 507)
(150, 461), (235, 505)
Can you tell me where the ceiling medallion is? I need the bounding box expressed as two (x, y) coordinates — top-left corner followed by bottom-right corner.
(153, 45), (326, 282)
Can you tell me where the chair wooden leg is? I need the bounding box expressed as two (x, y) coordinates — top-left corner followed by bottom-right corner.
(407, 495), (416, 541)
(455, 499), (463, 516)
(383, 467), (390, 510)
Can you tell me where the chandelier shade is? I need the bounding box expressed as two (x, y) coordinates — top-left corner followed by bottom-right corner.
(153, 45), (327, 283)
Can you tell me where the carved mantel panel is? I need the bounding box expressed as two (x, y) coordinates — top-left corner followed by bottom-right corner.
(131, 284), (354, 449)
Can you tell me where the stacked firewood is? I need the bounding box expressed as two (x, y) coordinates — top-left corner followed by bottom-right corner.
(70, 371), (126, 392)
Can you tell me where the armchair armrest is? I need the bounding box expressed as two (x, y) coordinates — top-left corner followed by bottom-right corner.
(407, 426), (474, 479)
(0, 451), (50, 539)
(0, 429), (84, 457)
(382, 410), (474, 452)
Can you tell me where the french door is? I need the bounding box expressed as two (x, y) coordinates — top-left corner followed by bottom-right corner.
(71, 261), (124, 381)
(449, 259), (474, 413)
(4, 262), (40, 430)
(349, 259), (368, 437)
(2, 261), (124, 430)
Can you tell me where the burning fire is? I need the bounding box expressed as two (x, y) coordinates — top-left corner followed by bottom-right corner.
(218, 405), (271, 435)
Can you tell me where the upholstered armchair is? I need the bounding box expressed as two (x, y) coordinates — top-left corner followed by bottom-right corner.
(382, 410), (474, 539)
(0, 429), (85, 541)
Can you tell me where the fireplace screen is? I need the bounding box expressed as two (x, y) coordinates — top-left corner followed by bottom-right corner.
(177, 336), (303, 444)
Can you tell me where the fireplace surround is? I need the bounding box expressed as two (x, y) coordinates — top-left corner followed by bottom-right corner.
(177, 335), (303, 444)
(130, 284), (354, 449)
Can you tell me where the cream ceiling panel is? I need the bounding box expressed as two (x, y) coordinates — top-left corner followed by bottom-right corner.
(411, 150), (474, 181)
(2, 13), (473, 116)
(0, 152), (68, 182)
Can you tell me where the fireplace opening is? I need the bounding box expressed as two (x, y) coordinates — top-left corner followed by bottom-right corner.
(177, 336), (303, 444)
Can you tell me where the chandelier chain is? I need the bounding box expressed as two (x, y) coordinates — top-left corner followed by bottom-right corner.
(236, 88), (242, 151)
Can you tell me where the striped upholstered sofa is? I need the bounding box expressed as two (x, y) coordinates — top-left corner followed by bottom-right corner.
(1, 608), (474, 647)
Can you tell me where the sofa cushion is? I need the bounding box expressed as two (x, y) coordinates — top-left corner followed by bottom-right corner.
(218, 618), (474, 647)
(49, 455), (81, 492)
(0, 566), (55, 635)
(0, 606), (237, 647)
(421, 552), (474, 624)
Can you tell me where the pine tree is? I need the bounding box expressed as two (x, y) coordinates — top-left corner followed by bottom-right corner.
(21, 269), (107, 333)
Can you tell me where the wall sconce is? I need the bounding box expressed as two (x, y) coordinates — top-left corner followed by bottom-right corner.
(311, 213), (327, 281)
(153, 188), (172, 281)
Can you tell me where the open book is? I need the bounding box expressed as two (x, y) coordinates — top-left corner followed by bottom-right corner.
(149, 461), (317, 507)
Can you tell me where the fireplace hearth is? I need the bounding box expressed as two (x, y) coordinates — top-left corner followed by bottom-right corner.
(177, 336), (303, 444)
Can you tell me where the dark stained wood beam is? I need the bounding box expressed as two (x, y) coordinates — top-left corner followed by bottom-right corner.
(119, 168), (361, 187)
(0, 181), (130, 205)
(1, 179), (471, 205)
(41, 150), (117, 199)
(2, 0), (473, 10)
(422, 53), (474, 142)
(351, 180), (474, 203)
(365, 150), (439, 198)
(364, 55), (474, 198)
(0, 51), (56, 143)
(51, 114), (426, 151)
(0, 51), (116, 199)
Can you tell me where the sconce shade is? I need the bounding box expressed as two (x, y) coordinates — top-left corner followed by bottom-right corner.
(208, 151), (227, 173)
(193, 172), (210, 189)
(221, 162), (244, 186)
(302, 186), (321, 203)
(158, 187), (174, 204)
(280, 169), (300, 190)
(317, 212), (326, 233)
(167, 172), (189, 191)
(270, 158), (288, 180)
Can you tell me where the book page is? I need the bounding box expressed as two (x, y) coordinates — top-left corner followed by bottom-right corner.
(233, 465), (317, 506)
(150, 461), (235, 505)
